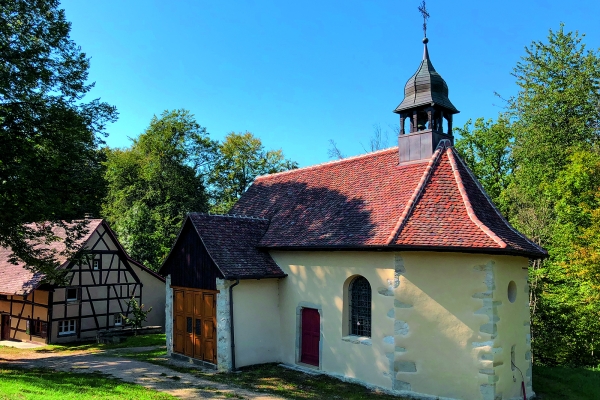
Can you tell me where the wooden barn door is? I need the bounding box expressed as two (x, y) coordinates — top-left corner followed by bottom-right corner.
(300, 308), (320, 366)
(173, 289), (185, 355)
(172, 287), (217, 364)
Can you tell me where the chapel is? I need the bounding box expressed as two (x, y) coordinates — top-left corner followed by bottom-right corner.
(159, 31), (545, 400)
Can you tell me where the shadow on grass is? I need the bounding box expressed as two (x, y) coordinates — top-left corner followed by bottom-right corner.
(534, 365), (600, 400)
(0, 365), (172, 399)
(34, 334), (166, 353)
(121, 349), (410, 400)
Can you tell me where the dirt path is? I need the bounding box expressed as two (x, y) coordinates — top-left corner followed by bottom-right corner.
(0, 346), (286, 400)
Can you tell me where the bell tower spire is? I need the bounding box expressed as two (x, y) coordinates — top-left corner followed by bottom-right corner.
(395, 1), (460, 163)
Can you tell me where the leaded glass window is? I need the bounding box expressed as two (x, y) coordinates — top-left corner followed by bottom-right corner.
(349, 276), (371, 337)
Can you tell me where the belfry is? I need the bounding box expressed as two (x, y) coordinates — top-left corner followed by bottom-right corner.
(395, 4), (459, 163)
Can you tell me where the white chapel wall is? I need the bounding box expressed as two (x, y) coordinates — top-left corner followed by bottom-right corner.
(233, 278), (282, 367)
(269, 250), (533, 400)
(271, 250), (396, 390)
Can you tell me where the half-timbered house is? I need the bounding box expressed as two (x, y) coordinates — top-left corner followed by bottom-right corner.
(0, 219), (165, 344)
(160, 35), (546, 400)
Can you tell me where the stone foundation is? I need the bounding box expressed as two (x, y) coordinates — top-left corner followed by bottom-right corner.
(216, 278), (233, 371)
(165, 275), (173, 356)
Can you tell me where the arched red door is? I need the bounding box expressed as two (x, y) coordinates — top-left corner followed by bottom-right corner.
(301, 308), (320, 366)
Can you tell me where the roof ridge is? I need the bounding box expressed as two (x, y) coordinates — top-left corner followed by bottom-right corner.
(385, 140), (450, 244)
(254, 147), (400, 181)
(192, 212), (269, 221)
(450, 148), (546, 254)
(446, 148), (507, 249)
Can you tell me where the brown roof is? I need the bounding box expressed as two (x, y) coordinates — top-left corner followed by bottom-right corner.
(0, 219), (163, 295)
(230, 142), (546, 258)
(186, 213), (285, 279)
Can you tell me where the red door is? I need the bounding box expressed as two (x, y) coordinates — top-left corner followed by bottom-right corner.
(301, 308), (320, 366)
(1, 315), (10, 340)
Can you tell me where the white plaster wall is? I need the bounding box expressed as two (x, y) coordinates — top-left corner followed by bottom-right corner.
(492, 256), (533, 399)
(271, 251), (396, 390)
(271, 250), (533, 400)
(131, 263), (165, 329)
(233, 279), (282, 367)
(393, 252), (500, 399)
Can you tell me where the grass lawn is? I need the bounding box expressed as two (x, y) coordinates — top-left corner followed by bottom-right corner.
(0, 334), (166, 357)
(533, 365), (600, 400)
(0, 365), (174, 400)
(120, 348), (600, 400)
(119, 348), (409, 400)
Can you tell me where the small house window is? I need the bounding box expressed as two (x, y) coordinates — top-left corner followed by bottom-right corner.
(93, 260), (100, 270)
(66, 288), (79, 302)
(30, 319), (48, 338)
(349, 276), (372, 337)
(114, 314), (123, 326)
(58, 320), (76, 335)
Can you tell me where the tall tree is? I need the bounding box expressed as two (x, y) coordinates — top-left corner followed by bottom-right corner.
(456, 25), (600, 366)
(0, 0), (117, 282)
(102, 110), (215, 270)
(208, 132), (297, 213)
(454, 116), (514, 216)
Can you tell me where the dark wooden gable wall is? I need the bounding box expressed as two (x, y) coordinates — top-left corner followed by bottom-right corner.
(162, 219), (223, 290)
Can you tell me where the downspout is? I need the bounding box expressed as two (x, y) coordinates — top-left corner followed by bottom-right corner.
(229, 279), (240, 371)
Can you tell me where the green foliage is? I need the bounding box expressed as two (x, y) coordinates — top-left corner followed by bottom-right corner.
(122, 297), (153, 336)
(102, 110), (213, 270)
(534, 365), (600, 400)
(454, 116), (514, 216)
(208, 131), (298, 213)
(0, 0), (117, 282)
(457, 25), (600, 367)
(507, 26), (600, 367)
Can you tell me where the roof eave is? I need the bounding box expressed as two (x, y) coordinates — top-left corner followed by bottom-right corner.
(260, 244), (547, 259)
(223, 273), (288, 280)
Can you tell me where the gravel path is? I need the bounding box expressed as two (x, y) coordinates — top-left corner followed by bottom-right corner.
(0, 346), (286, 400)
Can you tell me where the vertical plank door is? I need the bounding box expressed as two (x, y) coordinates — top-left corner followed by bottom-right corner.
(1, 315), (10, 340)
(184, 290), (194, 357)
(300, 308), (320, 366)
(202, 292), (217, 364)
(193, 291), (203, 359)
(173, 289), (185, 354)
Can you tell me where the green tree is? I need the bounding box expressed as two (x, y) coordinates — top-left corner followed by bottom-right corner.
(208, 132), (297, 213)
(102, 110), (215, 270)
(507, 25), (600, 239)
(458, 25), (600, 367)
(122, 297), (153, 336)
(531, 149), (600, 366)
(454, 116), (514, 216)
(0, 0), (117, 282)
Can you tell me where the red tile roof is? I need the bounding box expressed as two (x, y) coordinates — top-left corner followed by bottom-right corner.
(0, 220), (102, 295)
(0, 219), (163, 295)
(187, 213), (285, 279)
(230, 142), (546, 258)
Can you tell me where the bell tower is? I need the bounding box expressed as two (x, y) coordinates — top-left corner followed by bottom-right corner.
(395, 2), (459, 163)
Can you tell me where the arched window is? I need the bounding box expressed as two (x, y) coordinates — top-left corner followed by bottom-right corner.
(349, 276), (371, 337)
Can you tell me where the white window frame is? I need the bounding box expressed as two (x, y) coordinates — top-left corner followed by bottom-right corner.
(66, 287), (79, 302)
(114, 314), (123, 326)
(58, 319), (76, 335)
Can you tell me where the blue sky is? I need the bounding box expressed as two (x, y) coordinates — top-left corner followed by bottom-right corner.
(61, 0), (600, 168)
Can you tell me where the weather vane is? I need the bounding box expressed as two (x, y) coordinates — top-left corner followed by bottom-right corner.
(418, 1), (430, 40)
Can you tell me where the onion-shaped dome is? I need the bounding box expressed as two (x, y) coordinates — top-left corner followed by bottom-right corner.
(394, 39), (459, 114)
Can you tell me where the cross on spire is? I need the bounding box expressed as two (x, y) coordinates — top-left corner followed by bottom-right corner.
(418, 1), (430, 39)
